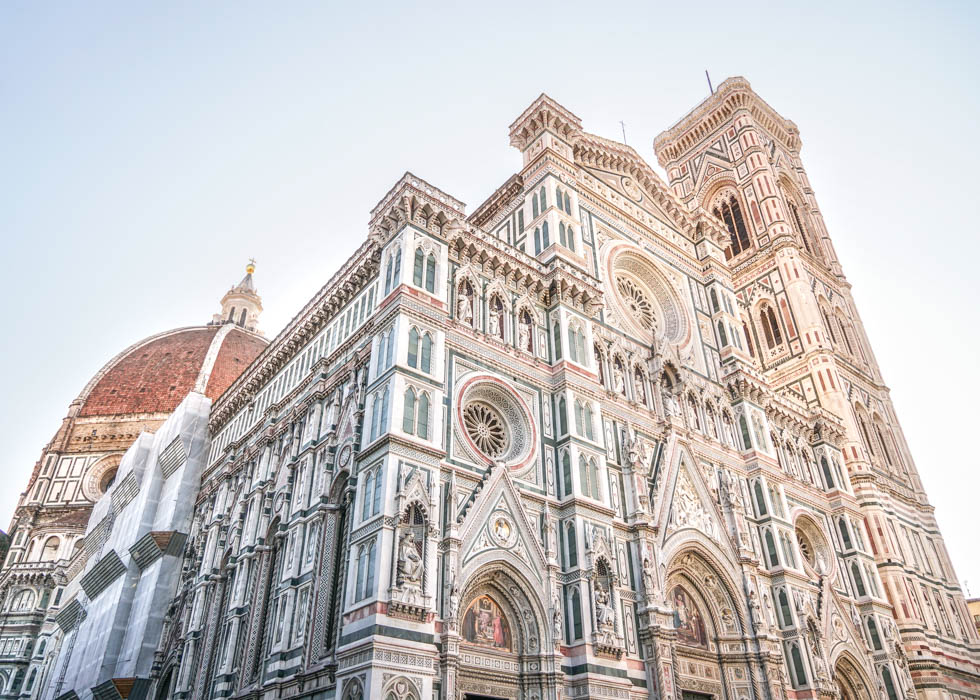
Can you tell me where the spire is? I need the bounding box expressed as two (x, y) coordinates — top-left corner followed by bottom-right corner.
(212, 260), (264, 335)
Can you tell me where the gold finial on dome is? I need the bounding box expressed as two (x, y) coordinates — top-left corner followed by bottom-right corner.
(246, 258), (256, 275)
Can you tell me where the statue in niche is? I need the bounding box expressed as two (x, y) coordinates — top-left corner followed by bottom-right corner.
(397, 531), (423, 586)
(641, 555), (656, 600)
(456, 282), (473, 325)
(518, 311), (532, 352)
(447, 583), (460, 628)
(634, 369), (646, 404)
(594, 582), (617, 644)
(488, 307), (500, 337)
(613, 362), (626, 395)
(552, 588), (563, 642)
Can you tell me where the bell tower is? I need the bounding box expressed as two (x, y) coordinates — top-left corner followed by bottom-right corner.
(213, 260), (263, 334)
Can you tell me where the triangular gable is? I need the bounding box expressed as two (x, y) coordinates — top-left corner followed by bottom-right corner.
(660, 449), (724, 545)
(458, 466), (548, 584)
(583, 165), (686, 233)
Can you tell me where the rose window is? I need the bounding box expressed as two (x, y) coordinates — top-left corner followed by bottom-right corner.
(463, 402), (508, 457)
(797, 532), (813, 567)
(616, 275), (655, 331)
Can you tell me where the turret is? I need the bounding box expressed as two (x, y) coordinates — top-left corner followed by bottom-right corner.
(212, 260), (263, 334)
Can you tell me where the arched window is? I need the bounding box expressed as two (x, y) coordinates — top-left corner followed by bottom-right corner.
(376, 332), (388, 375)
(420, 333), (432, 373)
(714, 194), (751, 258)
(564, 192), (570, 213)
(754, 481), (768, 516)
(874, 422), (894, 466)
(384, 253), (394, 294)
(764, 529), (779, 567)
(416, 393), (429, 440)
(857, 413), (876, 457)
(540, 185), (546, 209)
(559, 221), (567, 247)
(556, 186), (563, 212)
(867, 616), (883, 650)
(739, 414), (752, 449)
(789, 643), (808, 687)
(570, 586), (583, 640)
(553, 322), (562, 360)
(787, 200), (812, 254)
(532, 192), (539, 218)
(239, 308), (248, 326)
(542, 220), (550, 248)
(558, 396), (568, 435)
(370, 392), (382, 441)
(851, 562), (867, 597)
(710, 288), (720, 312)
(228, 306), (236, 322)
(566, 225), (575, 252)
(425, 253), (436, 293)
(717, 321), (728, 347)
(743, 321), (755, 357)
(778, 589), (793, 627)
(40, 537), (59, 562)
(566, 522), (577, 567)
(362, 470), (375, 520)
(589, 458), (600, 499)
(574, 400), (584, 436)
(839, 518), (853, 550)
(380, 387), (390, 433)
(25, 669), (36, 692)
(408, 327), (420, 368)
(561, 451), (572, 497)
(760, 305), (782, 348)
(534, 227), (542, 255)
(413, 248), (425, 287)
(402, 388), (417, 435)
(822, 308), (837, 344)
(579, 456), (591, 498)
(820, 457), (835, 490)
(583, 403), (595, 441)
(881, 668), (899, 700)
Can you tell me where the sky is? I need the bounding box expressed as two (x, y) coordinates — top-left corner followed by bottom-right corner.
(1, 1), (977, 588)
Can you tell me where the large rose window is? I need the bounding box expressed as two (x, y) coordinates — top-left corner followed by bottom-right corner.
(463, 402), (508, 457)
(456, 376), (536, 470)
(616, 275), (656, 332)
(602, 243), (689, 346)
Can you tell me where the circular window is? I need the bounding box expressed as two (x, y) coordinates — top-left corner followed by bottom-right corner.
(795, 519), (831, 576)
(456, 376), (536, 471)
(602, 243), (689, 346)
(463, 402), (508, 457)
(616, 275), (656, 332)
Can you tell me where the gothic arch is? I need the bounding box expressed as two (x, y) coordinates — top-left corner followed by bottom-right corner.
(832, 651), (875, 700)
(663, 544), (748, 638)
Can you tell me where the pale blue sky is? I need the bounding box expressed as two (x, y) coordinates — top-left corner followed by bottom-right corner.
(2, 1), (978, 587)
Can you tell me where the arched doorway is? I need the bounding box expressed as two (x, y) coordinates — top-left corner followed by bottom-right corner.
(665, 549), (752, 700)
(455, 566), (548, 700)
(833, 654), (873, 700)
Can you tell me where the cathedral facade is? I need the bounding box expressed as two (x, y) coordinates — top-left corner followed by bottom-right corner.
(9, 78), (980, 700)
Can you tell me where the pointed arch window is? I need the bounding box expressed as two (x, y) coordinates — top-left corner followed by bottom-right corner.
(534, 227), (542, 255)
(710, 288), (720, 312)
(424, 253), (436, 293)
(564, 192), (570, 213)
(556, 186), (564, 212)
(416, 392), (429, 440)
(532, 192), (539, 218)
(579, 455), (591, 498)
(384, 254), (394, 294)
(558, 396), (568, 435)
(839, 518), (853, 550)
(851, 562), (867, 597)
(760, 305), (782, 348)
(867, 616), (883, 650)
(717, 321), (728, 347)
(569, 586), (583, 641)
(574, 400), (584, 436)
(413, 248), (425, 287)
(542, 220), (550, 249)
(402, 388), (417, 434)
(778, 588), (793, 627)
(553, 322), (562, 361)
(566, 522), (577, 567)
(561, 451), (572, 497)
(392, 248), (402, 289)
(743, 322), (755, 357)
(764, 529), (780, 567)
(714, 194), (751, 258)
(820, 457), (835, 490)
(420, 333), (432, 373)
(754, 481), (768, 516)
(874, 422), (894, 466)
(228, 306), (236, 322)
(789, 643), (808, 687)
(583, 403), (595, 441)
(540, 185), (547, 209)
(566, 225), (575, 252)
(408, 328), (420, 368)
(559, 221), (567, 247)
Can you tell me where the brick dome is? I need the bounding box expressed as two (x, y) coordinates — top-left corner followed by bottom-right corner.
(77, 325), (268, 418)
